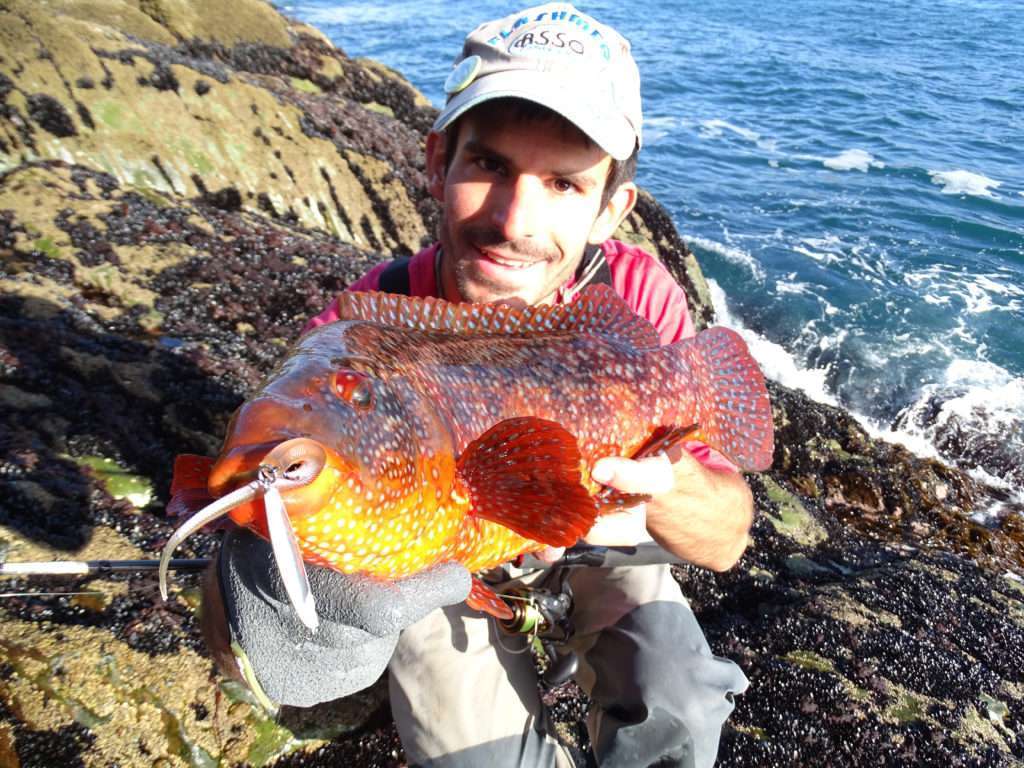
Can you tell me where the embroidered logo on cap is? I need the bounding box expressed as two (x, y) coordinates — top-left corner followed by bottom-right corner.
(445, 55), (483, 95)
(507, 24), (588, 57)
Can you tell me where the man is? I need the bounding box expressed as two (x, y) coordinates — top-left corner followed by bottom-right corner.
(202, 5), (753, 767)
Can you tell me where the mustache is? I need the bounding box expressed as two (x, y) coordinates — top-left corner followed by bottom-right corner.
(464, 227), (558, 262)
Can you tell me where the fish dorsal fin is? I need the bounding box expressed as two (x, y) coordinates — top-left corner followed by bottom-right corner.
(336, 285), (661, 349)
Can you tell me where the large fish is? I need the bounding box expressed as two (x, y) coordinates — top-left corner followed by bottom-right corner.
(160, 285), (773, 626)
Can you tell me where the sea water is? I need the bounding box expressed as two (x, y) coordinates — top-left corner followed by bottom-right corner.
(284, 0), (1024, 507)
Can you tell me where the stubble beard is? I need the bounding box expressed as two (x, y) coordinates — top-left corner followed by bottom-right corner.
(441, 219), (579, 306)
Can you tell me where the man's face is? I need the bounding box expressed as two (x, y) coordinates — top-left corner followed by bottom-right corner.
(426, 108), (634, 306)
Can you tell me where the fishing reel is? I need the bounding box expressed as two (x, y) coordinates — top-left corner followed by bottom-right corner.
(497, 583), (579, 689)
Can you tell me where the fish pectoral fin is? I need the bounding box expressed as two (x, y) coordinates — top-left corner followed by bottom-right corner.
(594, 424), (699, 512)
(170, 454), (215, 494)
(168, 454), (218, 520)
(457, 417), (598, 548)
(466, 577), (514, 620)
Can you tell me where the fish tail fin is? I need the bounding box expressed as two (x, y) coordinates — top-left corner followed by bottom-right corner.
(668, 328), (774, 471)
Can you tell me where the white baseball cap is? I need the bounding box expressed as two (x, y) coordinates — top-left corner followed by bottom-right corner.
(433, 3), (643, 160)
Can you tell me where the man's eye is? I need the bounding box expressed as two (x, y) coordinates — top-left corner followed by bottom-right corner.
(553, 179), (578, 194)
(476, 156), (504, 174)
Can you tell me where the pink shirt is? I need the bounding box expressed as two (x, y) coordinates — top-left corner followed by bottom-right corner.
(306, 240), (734, 472)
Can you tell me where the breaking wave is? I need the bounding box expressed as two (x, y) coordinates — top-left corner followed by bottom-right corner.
(687, 237), (766, 282)
(710, 280), (1024, 517)
(928, 169), (1003, 198)
(823, 149), (885, 172)
(893, 360), (1024, 519)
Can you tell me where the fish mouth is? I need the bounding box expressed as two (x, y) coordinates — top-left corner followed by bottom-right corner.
(206, 438), (351, 523)
(207, 440), (285, 496)
(159, 437), (341, 631)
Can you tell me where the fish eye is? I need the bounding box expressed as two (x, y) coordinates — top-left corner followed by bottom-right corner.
(331, 369), (375, 411)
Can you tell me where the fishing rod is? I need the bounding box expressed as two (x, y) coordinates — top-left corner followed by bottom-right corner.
(0, 559), (210, 577)
(0, 543), (684, 688)
(0, 543), (680, 579)
(517, 541), (684, 571)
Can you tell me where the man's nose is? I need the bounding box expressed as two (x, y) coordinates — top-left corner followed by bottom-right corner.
(491, 175), (543, 240)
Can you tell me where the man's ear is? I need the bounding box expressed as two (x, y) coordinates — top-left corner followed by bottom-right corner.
(425, 131), (447, 202)
(589, 181), (638, 245)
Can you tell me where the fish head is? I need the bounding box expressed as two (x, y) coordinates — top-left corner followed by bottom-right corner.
(207, 322), (458, 534)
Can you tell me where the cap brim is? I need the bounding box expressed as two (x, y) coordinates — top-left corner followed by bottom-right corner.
(433, 70), (637, 161)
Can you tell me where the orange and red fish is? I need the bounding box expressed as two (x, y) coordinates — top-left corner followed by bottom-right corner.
(160, 285), (773, 624)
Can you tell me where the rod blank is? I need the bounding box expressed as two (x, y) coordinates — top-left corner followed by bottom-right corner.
(0, 558), (211, 576)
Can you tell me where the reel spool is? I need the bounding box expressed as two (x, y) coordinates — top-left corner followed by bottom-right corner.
(498, 587), (548, 635)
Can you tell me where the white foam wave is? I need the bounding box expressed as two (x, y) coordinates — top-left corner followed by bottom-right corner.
(792, 244), (840, 265)
(644, 128), (670, 145)
(884, 358), (1024, 517)
(847, 400), (1024, 521)
(903, 265), (1024, 316)
(645, 116), (683, 129)
(287, 3), (409, 24)
(928, 169), (1002, 198)
(962, 280), (998, 314)
(859, 419), (942, 462)
(803, 234), (846, 251)
(974, 273), (1024, 300)
(938, 359), (1023, 421)
(793, 234), (847, 265)
(711, 282), (1024, 518)
(686, 236), (765, 281)
(699, 119), (760, 143)
(823, 149), (885, 173)
(643, 116), (684, 145)
(708, 281), (837, 405)
(775, 279), (813, 296)
(698, 119), (778, 152)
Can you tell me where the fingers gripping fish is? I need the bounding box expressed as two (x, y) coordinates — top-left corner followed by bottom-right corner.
(160, 286), (774, 629)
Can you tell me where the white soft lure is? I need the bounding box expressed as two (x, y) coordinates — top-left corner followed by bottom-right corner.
(262, 484), (318, 631)
(159, 439), (327, 632)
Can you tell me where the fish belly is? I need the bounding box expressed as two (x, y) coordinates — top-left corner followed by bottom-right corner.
(449, 518), (542, 573)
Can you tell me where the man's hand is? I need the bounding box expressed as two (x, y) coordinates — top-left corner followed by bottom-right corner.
(200, 528), (471, 710)
(585, 449), (753, 571)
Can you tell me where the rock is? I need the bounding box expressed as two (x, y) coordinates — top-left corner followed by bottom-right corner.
(1, 0), (433, 253)
(0, 2), (1021, 767)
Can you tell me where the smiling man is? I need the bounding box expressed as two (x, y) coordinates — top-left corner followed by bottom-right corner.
(428, 103), (633, 307)
(204, 5), (753, 767)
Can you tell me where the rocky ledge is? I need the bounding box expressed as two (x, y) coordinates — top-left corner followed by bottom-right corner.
(0, 1), (1021, 766)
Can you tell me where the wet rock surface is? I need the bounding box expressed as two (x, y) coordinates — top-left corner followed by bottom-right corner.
(1, 2), (1021, 767)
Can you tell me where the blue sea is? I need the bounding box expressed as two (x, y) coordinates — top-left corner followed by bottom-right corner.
(284, 0), (1024, 509)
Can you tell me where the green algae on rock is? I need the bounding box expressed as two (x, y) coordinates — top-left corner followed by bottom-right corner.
(74, 456), (154, 508)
